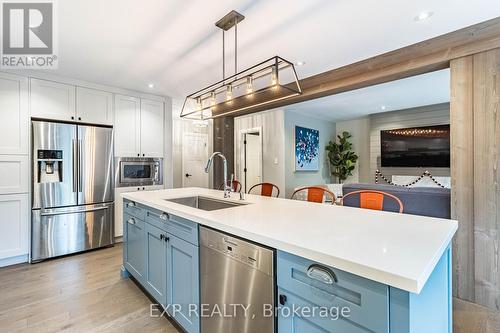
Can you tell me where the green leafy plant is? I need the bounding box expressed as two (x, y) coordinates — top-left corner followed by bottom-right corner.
(326, 131), (358, 183)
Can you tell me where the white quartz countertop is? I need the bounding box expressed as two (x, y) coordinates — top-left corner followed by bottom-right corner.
(122, 187), (457, 294)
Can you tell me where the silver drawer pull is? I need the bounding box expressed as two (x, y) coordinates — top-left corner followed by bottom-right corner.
(160, 213), (169, 221)
(127, 202), (136, 208)
(127, 218), (136, 225)
(307, 264), (338, 285)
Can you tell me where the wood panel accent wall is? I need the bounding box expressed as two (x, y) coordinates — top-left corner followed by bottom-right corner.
(213, 117), (234, 189)
(369, 103), (451, 181)
(450, 49), (500, 310)
(450, 56), (475, 302)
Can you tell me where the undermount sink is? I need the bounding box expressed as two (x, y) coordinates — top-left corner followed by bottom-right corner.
(164, 196), (247, 211)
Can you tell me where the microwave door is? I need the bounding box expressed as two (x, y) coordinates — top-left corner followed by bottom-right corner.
(32, 121), (78, 209)
(77, 125), (114, 205)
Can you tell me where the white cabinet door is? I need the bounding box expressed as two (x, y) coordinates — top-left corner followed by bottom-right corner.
(115, 94), (141, 157)
(0, 193), (29, 259)
(0, 73), (28, 154)
(0, 156), (28, 194)
(30, 78), (76, 121)
(76, 87), (113, 125)
(140, 99), (164, 158)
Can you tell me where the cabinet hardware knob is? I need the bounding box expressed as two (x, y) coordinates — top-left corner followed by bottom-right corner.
(160, 213), (169, 221)
(185, 173), (192, 178)
(160, 234), (164, 240)
(165, 236), (170, 242)
(306, 264), (338, 284)
(137, 154), (140, 157)
(127, 202), (135, 207)
(71, 116), (74, 120)
(279, 294), (287, 305)
(78, 117), (81, 121)
(127, 218), (135, 225)
(142, 187), (145, 190)
(143, 154), (145, 157)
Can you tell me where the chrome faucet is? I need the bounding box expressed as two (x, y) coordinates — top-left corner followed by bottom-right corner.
(205, 152), (231, 198)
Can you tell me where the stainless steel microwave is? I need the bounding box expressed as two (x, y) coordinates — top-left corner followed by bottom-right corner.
(115, 157), (163, 188)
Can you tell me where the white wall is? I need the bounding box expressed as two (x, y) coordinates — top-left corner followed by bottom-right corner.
(284, 112), (336, 198)
(335, 117), (371, 183)
(369, 103), (450, 181)
(172, 98), (213, 189)
(234, 109), (286, 197)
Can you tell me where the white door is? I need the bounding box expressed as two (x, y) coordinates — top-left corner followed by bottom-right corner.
(0, 73), (28, 154)
(114, 94), (141, 157)
(30, 78), (76, 121)
(182, 133), (209, 188)
(0, 193), (29, 259)
(76, 87), (113, 125)
(242, 132), (262, 192)
(140, 99), (164, 157)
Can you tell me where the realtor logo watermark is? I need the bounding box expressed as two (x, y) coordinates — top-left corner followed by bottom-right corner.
(1, 0), (57, 68)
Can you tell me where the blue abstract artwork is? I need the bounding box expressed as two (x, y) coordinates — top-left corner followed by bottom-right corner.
(295, 126), (319, 171)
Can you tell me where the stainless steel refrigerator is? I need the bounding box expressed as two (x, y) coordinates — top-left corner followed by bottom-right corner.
(31, 120), (114, 262)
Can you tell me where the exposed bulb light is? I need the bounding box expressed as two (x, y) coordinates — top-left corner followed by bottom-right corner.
(210, 92), (216, 107)
(414, 11), (433, 22)
(271, 66), (278, 86)
(226, 85), (233, 101)
(246, 76), (253, 93)
(148, 83), (154, 88)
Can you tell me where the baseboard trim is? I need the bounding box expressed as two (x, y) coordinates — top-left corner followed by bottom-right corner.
(114, 236), (123, 243)
(0, 254), (29, 268)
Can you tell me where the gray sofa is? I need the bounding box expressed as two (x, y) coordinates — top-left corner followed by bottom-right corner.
(342, 183), (451, 219)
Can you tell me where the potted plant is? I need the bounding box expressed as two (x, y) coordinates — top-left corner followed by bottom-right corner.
(326, 131), (358, 183)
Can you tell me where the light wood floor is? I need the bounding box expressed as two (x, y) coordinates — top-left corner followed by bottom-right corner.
(0, 244), (499, 333)
(0, 245), (180, 333)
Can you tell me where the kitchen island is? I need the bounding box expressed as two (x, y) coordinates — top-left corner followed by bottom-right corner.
(121, 187), (457, 333)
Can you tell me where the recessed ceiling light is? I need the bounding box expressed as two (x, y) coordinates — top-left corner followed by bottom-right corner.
(381, 105), (387, 110)
(295, 61), (306, 66)
(414, 11), (433, 22)
(148, 83), (154, 88)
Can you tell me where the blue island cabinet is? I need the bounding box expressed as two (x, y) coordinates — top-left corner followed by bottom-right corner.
(122, 200), (200, 333)
(277, 248), (452, 333)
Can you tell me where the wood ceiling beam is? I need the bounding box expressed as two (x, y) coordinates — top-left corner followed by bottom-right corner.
(228, 16), (500, 117)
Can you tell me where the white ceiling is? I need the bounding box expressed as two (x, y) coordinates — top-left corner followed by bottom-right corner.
(30, 0), (500, 97)
(286, 68), (450, 122)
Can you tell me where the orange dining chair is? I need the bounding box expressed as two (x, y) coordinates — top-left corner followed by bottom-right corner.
(341, 190), (404, 213)
(218, 180), (242, 193)
(291, 186), (335, 204)
(248, 183), (280, 197)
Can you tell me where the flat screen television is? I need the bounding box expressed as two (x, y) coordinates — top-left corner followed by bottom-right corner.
(380, 124), (450, 168)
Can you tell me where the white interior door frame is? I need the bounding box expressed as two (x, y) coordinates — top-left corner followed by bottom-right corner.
(182, 132), (209, 188)
(238, 127), (263, 193)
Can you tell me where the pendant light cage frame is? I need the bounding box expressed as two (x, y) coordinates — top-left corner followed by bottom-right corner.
(180, 55), (302, 120)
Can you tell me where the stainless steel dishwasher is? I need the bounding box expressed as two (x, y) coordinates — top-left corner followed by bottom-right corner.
(200, 226), (275, 333)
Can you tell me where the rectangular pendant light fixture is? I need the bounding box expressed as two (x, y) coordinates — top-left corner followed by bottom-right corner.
(180, 56), (302, 120)
(180, 11), (302, 120)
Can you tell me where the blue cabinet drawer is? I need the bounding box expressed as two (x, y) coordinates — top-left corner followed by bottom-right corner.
(124, 200), (146, 220)
(144, 207), (198, 246)
(277, 251), (389, 333)
(145, 208), (169, 232)
(166, 214), (199, 246)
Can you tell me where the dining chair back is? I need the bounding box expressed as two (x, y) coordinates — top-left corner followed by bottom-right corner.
(248, 183), (280, 197)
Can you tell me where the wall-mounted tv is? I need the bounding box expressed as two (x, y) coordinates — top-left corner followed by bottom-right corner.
(381, 124), (450, 168)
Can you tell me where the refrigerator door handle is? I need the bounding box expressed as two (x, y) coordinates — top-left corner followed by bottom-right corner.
(72, 139), (78, 193)
(78, 139), (83, 192)
(41, 206), (109, 217)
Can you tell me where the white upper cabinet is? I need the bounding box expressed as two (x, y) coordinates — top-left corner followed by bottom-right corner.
(30, 78), (76, 121)
(115, 94), (141, 157)
(140, 99), (164, 157)
(76, 87), (113, 125)
(0, 73), (28, 155)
